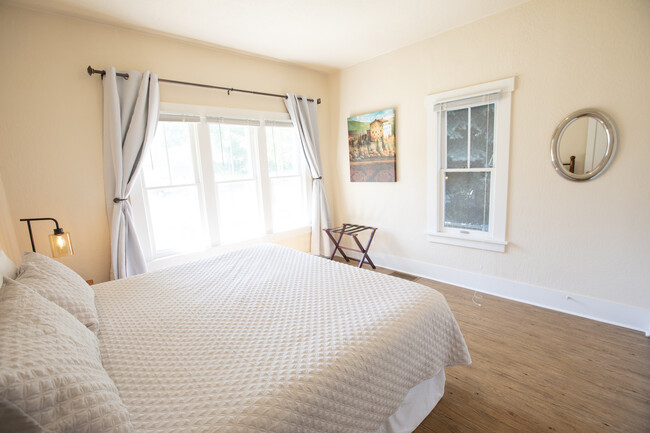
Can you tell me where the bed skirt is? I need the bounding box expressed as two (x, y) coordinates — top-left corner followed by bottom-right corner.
(375, 369), (446, 433)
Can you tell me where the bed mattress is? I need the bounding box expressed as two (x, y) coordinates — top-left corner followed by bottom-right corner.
(93, 244), (470, 432)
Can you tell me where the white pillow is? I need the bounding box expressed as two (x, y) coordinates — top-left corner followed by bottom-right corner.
(0, 278), (134, 432)
(16, 252), (99, 333)
(0, 250), (17, 281)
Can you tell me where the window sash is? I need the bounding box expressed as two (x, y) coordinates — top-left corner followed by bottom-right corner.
(208, 122), (258, 183)
(440, 102), (496, 235)
(140, 121), (209, 255)
(439, 104), (496, 236)
(441, 169), (492, 234)
(259, 121), (308, 235)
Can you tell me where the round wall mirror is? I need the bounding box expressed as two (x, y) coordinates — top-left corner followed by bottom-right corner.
(550, 109), (617, 181)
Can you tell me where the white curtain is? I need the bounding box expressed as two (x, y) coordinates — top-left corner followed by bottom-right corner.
(284, 94), (332, 256)
(103, 67), (159, 279)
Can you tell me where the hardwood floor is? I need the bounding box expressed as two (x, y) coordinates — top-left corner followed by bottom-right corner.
(345, 261), (650, 432)
(413, 277), (650, 433)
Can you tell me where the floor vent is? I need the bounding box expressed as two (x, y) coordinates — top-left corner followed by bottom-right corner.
(389, 271), (418, 281)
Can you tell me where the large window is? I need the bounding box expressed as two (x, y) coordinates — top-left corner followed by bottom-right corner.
(426, 78), (514, 252)
(133, 105), (310, 259)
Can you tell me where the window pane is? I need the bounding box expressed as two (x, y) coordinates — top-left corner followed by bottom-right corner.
(266, 126), (300, 177)
(470, 104), (494, 168)
(446, 109), (468, 168)
(217, 181), (262, 243)
(209, 123), (254, 182)
(143, 124), (170, 187)
(271, 177), (305, 232)
(144, 122), (195, 187)
(167, 123), (196, 185)
(444, 171), (491, 232)
(147, 186), (206, 252)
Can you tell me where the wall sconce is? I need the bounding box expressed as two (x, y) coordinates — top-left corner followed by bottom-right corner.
(20, 218), (74, 258)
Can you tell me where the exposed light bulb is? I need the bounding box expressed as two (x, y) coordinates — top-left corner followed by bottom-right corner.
(49, 231), (73, 258)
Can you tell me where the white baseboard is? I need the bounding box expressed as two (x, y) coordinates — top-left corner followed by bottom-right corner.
(370, 252), (650, 336)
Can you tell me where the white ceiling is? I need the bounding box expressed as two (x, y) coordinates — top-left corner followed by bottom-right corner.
(7, 0), (529, 72)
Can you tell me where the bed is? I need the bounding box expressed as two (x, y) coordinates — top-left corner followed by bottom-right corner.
(0, 244), (470, 433)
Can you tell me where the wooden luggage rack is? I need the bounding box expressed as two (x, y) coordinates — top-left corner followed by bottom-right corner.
(323, 224), (377, 269)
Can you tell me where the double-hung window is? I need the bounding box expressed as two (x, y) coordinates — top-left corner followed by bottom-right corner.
(265, 121), (307, 233)
(207, 118), (263, 244)
(132, 104), (310, 261)
(140, 115), (208, 255)
(425, 77), (514, 252)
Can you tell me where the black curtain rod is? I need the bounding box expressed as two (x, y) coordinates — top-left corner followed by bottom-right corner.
(87, 66), (321, 104)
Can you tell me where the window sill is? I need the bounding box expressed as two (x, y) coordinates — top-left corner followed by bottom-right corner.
(426, 231), (507, 252)
(147, 226), (311, 271)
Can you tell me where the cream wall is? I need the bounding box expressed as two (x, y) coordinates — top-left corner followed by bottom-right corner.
(327, 0), (650, 310)
(0, 171), (20, 263)
(0, 5), (330, 282)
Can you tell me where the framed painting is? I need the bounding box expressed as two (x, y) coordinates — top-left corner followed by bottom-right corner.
(347, 108), (396, 182)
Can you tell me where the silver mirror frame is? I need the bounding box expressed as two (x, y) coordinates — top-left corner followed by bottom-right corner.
(550, 109), (617, 181)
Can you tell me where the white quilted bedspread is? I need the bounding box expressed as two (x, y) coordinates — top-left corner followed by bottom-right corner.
(93, 244), (470, 433)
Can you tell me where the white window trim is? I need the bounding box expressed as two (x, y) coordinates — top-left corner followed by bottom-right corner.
(425, 77), (514, 252)
(132, 102), (311, 263)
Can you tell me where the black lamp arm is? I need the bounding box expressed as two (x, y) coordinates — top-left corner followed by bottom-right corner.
(19, 218), (62, 253)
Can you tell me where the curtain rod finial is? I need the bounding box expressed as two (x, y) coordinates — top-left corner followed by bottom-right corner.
(87, 66), (107, 79)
